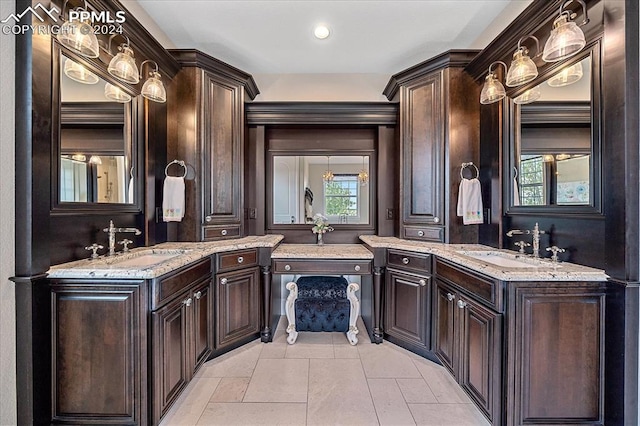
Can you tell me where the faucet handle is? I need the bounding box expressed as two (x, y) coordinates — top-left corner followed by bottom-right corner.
(514, 241), (531, 254)
(118, 239), (133, 252)
(546, 246), (566, 262)
(84, 243), (104, 259)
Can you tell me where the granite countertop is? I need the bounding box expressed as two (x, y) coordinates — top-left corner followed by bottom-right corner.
(271, 244), (374, 259)
(360, 235), (608, 282)
(47, 235), (284, 280)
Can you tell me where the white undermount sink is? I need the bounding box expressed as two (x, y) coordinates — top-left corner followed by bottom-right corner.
(457, 250), (554, 268)
(105, 249), (188, 268)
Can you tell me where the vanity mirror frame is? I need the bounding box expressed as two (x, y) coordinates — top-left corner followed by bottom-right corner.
(51, 41), (143, 214)
(504, 39), (603, 216)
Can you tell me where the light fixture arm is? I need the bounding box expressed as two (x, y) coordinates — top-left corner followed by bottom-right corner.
(139, 59), (159, 78)
(107, 34), (131, 55)
(488, 61), (508, 76)
(517, 35), (540, 57)
(59, 0), (92, 22)
(559, 0), (589, 26)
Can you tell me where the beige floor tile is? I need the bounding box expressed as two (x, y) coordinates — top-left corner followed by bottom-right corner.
(412, 359), (471, 404)
(285, 332), (335, 358)
(259, 341), (287, 358)
(334, 344), (360, 359)
(243, 358), (309, 403)
(209, 377), (250, 403)
(368, 378), (416, 426)
(358, 342), (422, 379)
(159, 377), (221, 426)
(197, 341), (262, 378)
(332, 332), (352, 345)
(408, 403), (490, 426)
(307, 359), (378, 425)
(197, 402), (307, 425)
(397, 378), (438, 404)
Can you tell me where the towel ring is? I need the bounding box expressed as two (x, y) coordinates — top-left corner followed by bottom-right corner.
(165, 160), (187, 178)
(460, 162), (479, 180)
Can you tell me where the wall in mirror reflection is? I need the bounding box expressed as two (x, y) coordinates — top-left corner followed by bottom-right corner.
(273, 156), (370, 224)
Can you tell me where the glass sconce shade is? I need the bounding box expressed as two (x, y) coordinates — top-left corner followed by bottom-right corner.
(108, 45), (140, 84)
(506, 48), (538, 87)
(542, 14), (586, 62)
(480, 73), (506, 104)
(513, 85), (541, 105)
(63, 58), (99, 84)
(57, 20), (100, 58)
(89, 155), (102, 165)
(104, 83), (132, 103)
(141, 71), (167, 103)
(547, 61), (583, 87)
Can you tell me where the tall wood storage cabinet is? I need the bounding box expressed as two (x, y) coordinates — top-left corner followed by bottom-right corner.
(384, 50), (480, 243)
(168, 50), (259, 241)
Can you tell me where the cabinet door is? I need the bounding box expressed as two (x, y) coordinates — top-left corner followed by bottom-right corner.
(432, 279), (457, 376)
(151, 294), (191, 424)
(191, 279), (214, 372)
(216, 266), (260, 348)
(202, 71), (243, 232)
(385, 268), (430, 350)
(458, 296), (502, 424)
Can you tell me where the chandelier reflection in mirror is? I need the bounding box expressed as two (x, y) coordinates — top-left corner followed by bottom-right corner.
(322, 156), (334, 182)
(358, 156), (369, 186)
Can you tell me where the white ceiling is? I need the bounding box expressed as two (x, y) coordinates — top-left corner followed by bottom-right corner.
(130, 0), (534, 75)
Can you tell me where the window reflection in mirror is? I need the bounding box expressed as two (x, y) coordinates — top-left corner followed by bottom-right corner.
(59, 54), (133, 204)
(273, 156), (370, 224)
(513, 55), (591, 207)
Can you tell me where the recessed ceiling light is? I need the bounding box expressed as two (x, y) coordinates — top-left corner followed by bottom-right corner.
(314, 25), (330, 40)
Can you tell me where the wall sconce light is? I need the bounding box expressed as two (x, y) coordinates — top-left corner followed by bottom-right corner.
(57, 0), (100, 58)
(513, 85), (541, 105)
(547, 61), (583, 87)
(139, 60), (167, 103)
(89, 155), (102, 165)
(480, 61), (507, 104)
(506, 35), (540, 87)
(542, 0), (589, 63)
(322, 156), (334, 182)
(358, 156), (369, 186)
(63, 58), (99, 84)
(107, 35), (140, 85)
(104, 82), (132, 103)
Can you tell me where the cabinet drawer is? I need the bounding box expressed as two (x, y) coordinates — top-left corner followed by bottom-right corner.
(150, 258), (212, 310)
(435, 258), (503, 312)
(272, 259), (371, 275)
(404, 226), (444, 242)
(387, 250), (431, 273)
(203, 224), (241, 240)
(217, 249), (258, 272)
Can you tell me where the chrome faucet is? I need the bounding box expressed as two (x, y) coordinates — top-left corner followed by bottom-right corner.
(103, 220), (141, 256)
(506, 222), (546, 257)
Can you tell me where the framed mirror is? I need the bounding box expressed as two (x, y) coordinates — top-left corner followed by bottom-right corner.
(52, 44), (141, 213)
(506, 42), (602, 215)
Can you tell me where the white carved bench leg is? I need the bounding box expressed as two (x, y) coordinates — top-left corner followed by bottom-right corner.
(347, 283), (360, 345)
(285, 282), (299, 344)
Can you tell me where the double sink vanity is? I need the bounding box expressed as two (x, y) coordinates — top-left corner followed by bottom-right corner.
(47, 234), (607, 426)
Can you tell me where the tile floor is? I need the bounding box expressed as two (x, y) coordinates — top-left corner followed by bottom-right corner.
(159, 318), (490, 426)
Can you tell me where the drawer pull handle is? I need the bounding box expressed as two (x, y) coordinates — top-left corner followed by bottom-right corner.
(447, 293), (455, 301)
(220, 278), (228, 285)
(419, 279), (426, 286)
(284, 264), (291, 271)
(237, 256), (244, 264)
(194, 291), (202, 300)
(205, 216), (212, 223)
(433, 216), (440, 224)
(221, 229), (228, 236)
(417, 230), (425, 237)
(183, 297), (192, 307)
(354, 265), (361, 272)
(402, 257), (410, 265)
(457, 299), (467, 309)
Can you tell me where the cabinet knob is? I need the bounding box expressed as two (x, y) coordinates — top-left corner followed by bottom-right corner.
(237, 256), (244, 264)
(220, 278), (228, 285)
(433, 216), (440, 224)
(354, 265), (361, 272)
(284, 264), (291, 271)
(183, 298), (192, 307)
(194, 291), (202, 300)
(447, 293), (455, 302)
(402, 257), (410, 265)
(457, 299), (467, 309)
(205, 216), (212, 223)
(417, 230), (425, 237)
(419, 279), (427, 287)
(221, 229), (228, 236)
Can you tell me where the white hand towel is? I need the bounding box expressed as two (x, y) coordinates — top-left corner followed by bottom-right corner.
(457, 178), (484, 225)
(513, 177), (521, 206)
(162, 176), (185, 222)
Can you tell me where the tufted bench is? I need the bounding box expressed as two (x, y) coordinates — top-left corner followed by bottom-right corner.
(285, 276), (360, 345)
